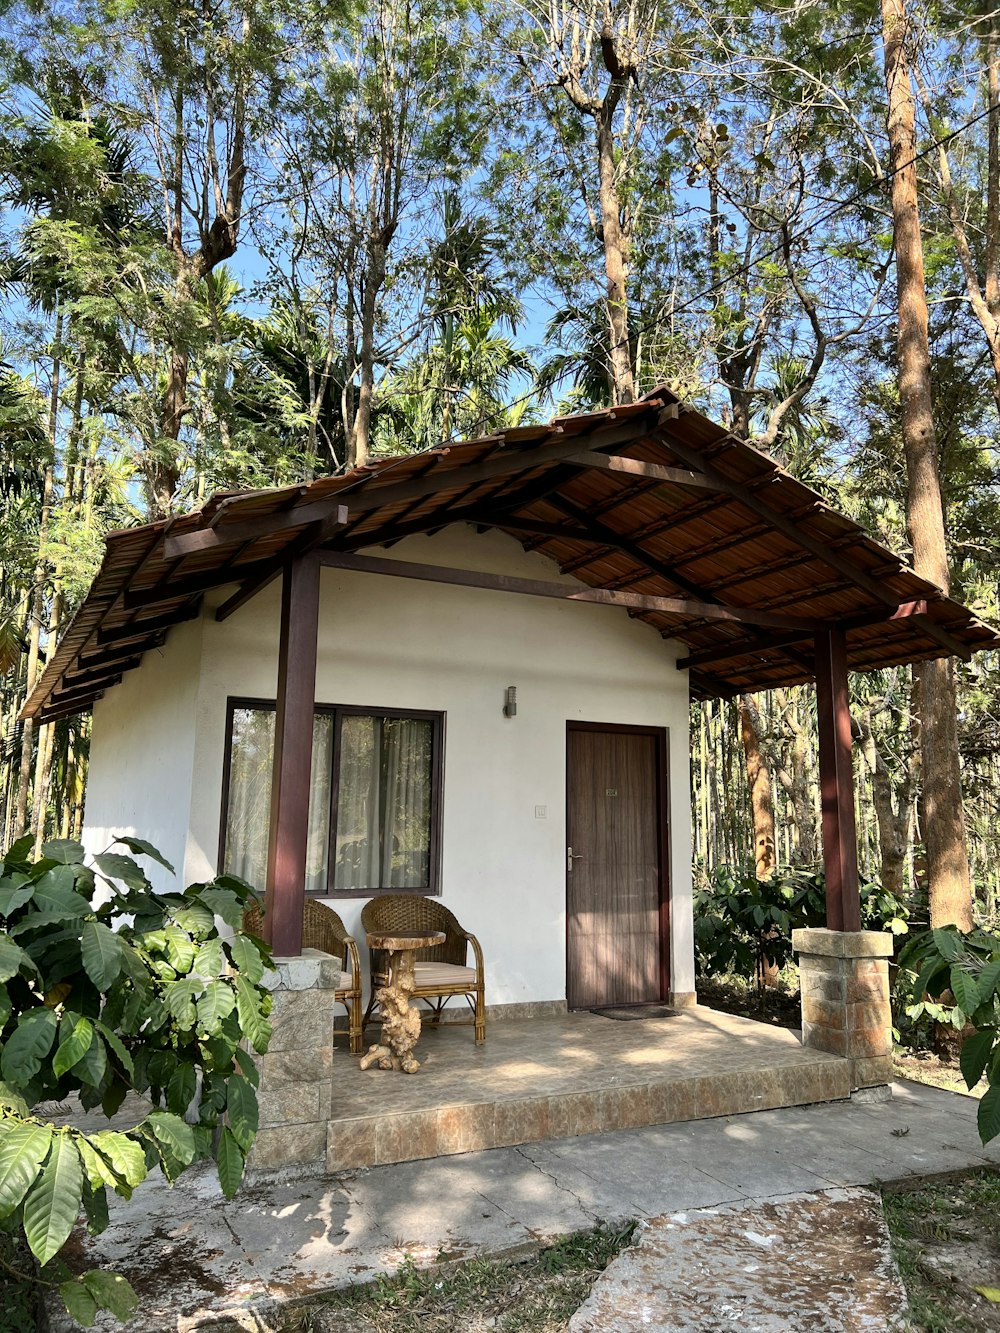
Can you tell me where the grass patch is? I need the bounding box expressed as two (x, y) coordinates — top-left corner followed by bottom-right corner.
(0, 1230), (41, 1333)
(286, 1221), (637, 1333)
(882, 1169), (1000, 1332)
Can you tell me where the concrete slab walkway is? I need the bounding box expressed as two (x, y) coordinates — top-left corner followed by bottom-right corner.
(52, 1079), (1000, 1331)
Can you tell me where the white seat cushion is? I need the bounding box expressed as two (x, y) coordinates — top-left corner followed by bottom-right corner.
(413, 962), (477, 989)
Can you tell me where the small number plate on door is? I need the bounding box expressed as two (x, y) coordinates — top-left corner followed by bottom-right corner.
(606, 788), (618, 797)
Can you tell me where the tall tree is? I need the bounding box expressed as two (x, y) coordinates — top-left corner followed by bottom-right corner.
(880, 0), (973, 929)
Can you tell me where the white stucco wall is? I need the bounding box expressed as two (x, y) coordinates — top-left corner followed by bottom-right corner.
(84, 524), (694, 1001)
(83, 615), (205, 892)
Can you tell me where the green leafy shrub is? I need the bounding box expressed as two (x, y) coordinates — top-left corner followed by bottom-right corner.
(0, 833), (273, 1325)
(897, 925), (1000, 1144)
(693, 865), (908, 985)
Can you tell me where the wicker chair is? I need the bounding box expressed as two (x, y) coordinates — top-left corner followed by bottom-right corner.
(243, 899), (363, 1055)
(361, 895), (486, 1044)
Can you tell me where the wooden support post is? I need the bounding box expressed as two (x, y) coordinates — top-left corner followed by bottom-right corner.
(815, 628), (862, 932)
(265, 552), (321, 956)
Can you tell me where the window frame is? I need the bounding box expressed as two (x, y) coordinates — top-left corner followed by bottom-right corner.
(218, 696), (445, 899)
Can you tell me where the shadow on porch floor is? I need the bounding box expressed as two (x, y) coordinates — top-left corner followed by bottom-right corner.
(327, 1005), (851, 1171)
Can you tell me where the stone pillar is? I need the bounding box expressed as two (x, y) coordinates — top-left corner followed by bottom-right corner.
(248, 949), (340, 1170)
(792, 928), (894, 1094)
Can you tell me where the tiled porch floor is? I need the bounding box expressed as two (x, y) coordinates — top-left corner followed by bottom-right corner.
(327, 1005), (851, 1171)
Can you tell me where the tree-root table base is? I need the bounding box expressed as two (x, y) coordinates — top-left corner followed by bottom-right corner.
(360, 930), (445, 1074)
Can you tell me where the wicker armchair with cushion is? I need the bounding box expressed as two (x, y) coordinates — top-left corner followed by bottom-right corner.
(361, 895), (486, 1044)
(243, 898), (363, 1055)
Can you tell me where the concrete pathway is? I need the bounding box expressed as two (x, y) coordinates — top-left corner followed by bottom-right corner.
(51, 1079), (1000, 1331)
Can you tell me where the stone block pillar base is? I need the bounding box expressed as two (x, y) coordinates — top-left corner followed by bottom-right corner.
(247, 949), (340, 1171)
(792, 928), (894, 1093)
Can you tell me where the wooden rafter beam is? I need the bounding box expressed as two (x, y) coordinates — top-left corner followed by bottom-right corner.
(164, 503), (349, 560)
(566, 450), (729, 492)
(675, 600), (936, 672)
(334, 411), (662, 529)
(96, 604), (201, 647)
(38, 693), (106, 724)
(62, 659), (141, 691)
(122, 556), (277, 612)
(213, 505), (352, 622)
(78, 634), (166, 670)
(48, 679), (121, 712)
(660, 430), (918, 609)
(318, 551), (827, 631)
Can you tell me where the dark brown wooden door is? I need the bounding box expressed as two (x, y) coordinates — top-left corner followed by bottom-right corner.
(566, 725), (666, 1009)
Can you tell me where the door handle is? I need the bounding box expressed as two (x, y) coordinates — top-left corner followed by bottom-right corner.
(567, 847), (585, 873)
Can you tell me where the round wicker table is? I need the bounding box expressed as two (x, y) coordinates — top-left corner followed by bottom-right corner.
(359, 930), (446, 1074)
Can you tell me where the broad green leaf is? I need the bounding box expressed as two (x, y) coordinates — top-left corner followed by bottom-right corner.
(960, 1029), (996, 1090)
(976, 1287), (1000, 1303)
(81, 1269), (139, 1322)
(74, 1031), (108, 1088)
(978, 959), (1000, 1000)
(77, 1138), (123, 1193)
(196, 980), (236, 1031)
(146, 1110), (197, 1166)
(233, 1048), (260, 1088)
(931, 928), (963, 962)
(0, 878), (35, 917)
(162, 927), (196, 974)
(193, 938), (225, 981)
(59, 1277), (99, 1327)
(167, 1062), (197, 1117)
(235, 976), (272, 1053)
(112, 836), (174, 873)
(23, 1134), (84, 1265)
(81, 921), (124, 991)
(81, 1178), (110, 1235)
(950, 967), (981, 1018)
(195, 888), (244, 927)
(216, 1126), (245, 1200)
(53, 1015), (95, 1079)
(91, 853), (149, 892)
(94, 1022), (134, 1078)
(32, 865), (90, 915)
(40, 839), (86, 865)
(3, 834), (34, 866)
(1, 1007), (58, 1085)
(0, 934), (37, 983)
(90, 1132), (146, 1189)
(0, 1120), (53, 1218)
(978, 1081), (1000, 1145)
(226, 1075), (259, 1152)
(163, 978), (198, 1028)
(0, 1080), (29, 1116)
(229, 934), (265, 984)
(169, 901), (215, 936)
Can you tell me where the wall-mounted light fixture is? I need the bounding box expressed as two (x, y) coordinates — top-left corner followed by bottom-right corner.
(503, 685), (517, 718)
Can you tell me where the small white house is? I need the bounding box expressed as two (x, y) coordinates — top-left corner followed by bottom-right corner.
(79, 522), (695, 1011)
(23, 388), (996, 1022)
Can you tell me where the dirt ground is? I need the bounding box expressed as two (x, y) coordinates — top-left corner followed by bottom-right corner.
(884, 1171), (1000, 1332)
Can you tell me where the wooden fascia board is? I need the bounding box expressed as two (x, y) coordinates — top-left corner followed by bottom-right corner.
(318, 551), (826, 631)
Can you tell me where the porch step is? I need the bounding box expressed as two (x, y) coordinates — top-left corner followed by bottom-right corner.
(326, 1009), (851, 1171)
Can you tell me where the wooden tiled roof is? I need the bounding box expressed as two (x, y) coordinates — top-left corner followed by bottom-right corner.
(23, 387), (999, 723)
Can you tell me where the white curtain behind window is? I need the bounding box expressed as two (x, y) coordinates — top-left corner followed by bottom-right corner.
(333, 715), (432, 892)
(223, 707), (332, 895)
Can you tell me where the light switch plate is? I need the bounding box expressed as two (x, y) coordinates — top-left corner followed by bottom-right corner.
(534, 805), (547, 819)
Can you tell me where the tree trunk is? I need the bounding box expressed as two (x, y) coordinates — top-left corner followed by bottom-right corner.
(596, 108), (634, 404)
(350, 243), (386, 469)
(880, 0), (973, 930)
(739, 695), (776, 880)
